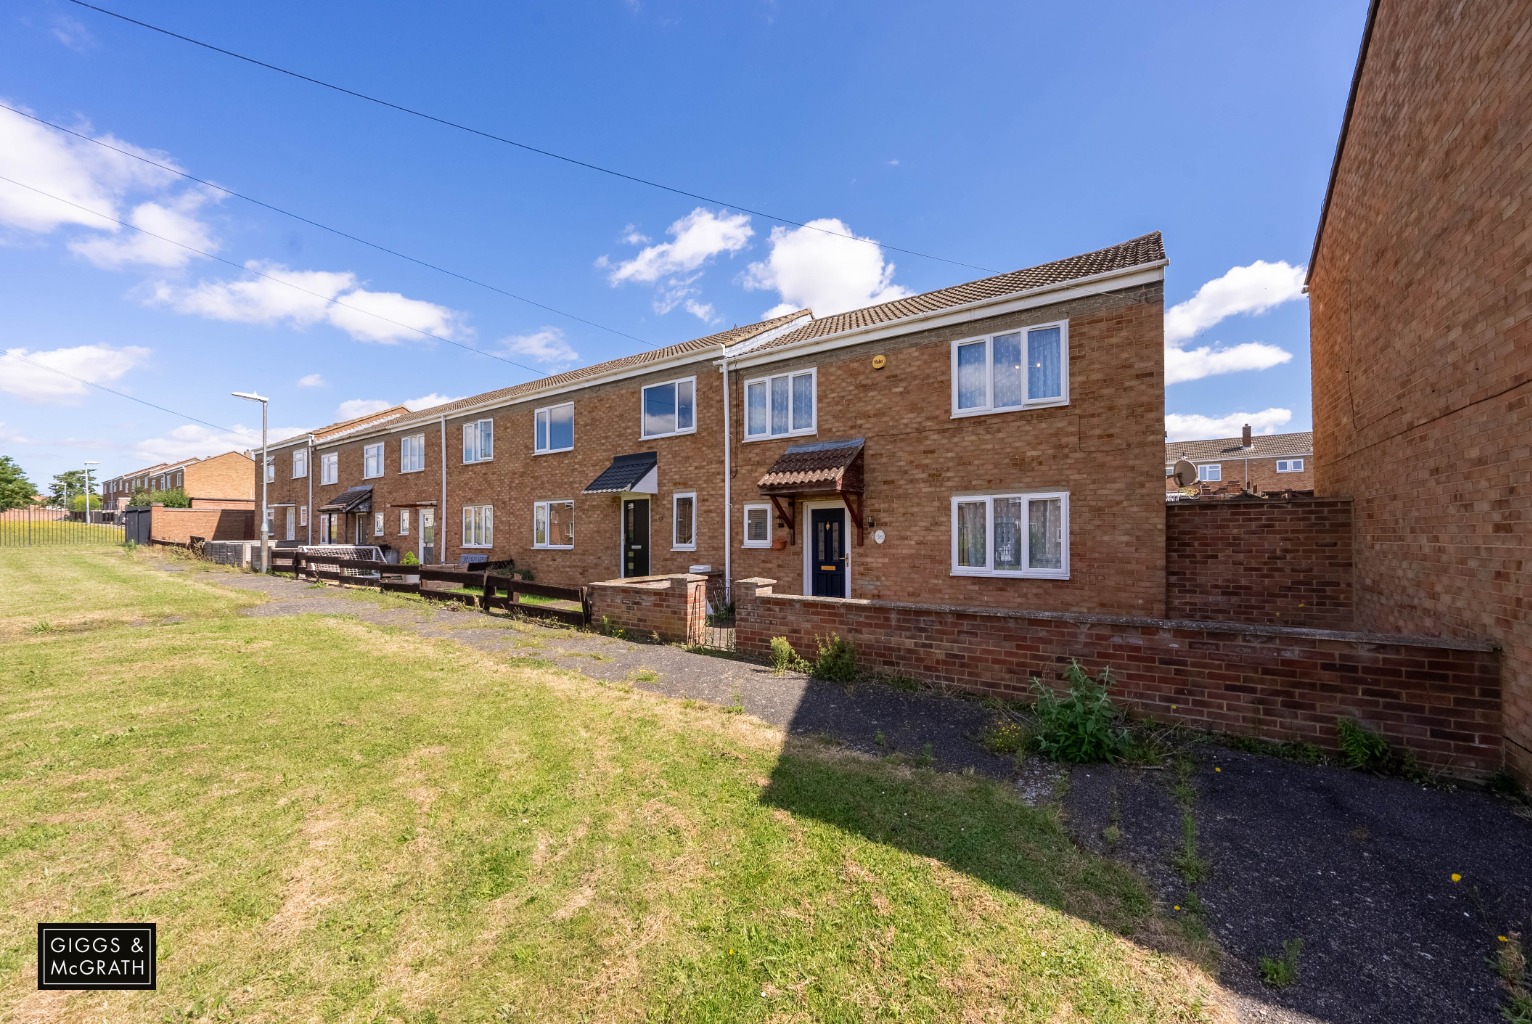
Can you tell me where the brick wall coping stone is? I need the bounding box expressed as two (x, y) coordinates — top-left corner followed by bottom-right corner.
(733, 579), (1498, 654)
(590, 573), (708, 590)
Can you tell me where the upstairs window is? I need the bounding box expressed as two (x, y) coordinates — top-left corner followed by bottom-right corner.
(264, 461), (274, 483)
(952, 321), (1067, 416)
(363, 443), (384, 479)
(1276, 459), (1304, 473)
(1198, 464), (1222, 482)
(463, 419), (494, 463)
(292, 449), (308, 479)
(320, 452), (338, 485)
(400, 434), (426, 473)
(951, 492), (1068, 579)
(534, 402), (574, 454)
(745, 369), (816, 440)
(642, 377), (696, 438)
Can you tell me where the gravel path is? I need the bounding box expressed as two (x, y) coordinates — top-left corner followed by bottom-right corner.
(183, 562), (1532, 1023)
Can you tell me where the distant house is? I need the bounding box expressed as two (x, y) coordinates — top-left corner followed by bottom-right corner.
(101, 451), (256, 511)
(1165, 427), (1313, 499)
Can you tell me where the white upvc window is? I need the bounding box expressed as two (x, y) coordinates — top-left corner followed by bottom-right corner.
(400, 434), (426, 473)
(320, 451), (338, 485)
(742, 503), (772, 548)
(534, 402), (574, 454)
(460, 504), (492, 548)
(292, 448), (308, 479)
(951, 491), (1069, 579)
(299, 505), (308, 527)
(744, 368), (816, 440)
(1198, 464), (1222, 482)
(533, 500), (573, 549)
(952, 320), (1068, 416)
(363, 443), (384, 479)
(373, 511), (385, 536)
(641, 376), (696, 439)
(264, 461), (274, 483)
(672, 491), (696, 551)
(463, 419), (494, 463)
(400, 509), (411, 536)
(1276, 458), (1305, 473)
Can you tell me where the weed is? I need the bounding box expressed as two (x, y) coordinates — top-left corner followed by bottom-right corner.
(1336, 717), (1393, 772)
(1486, 771), (1530, 804)
(873, 670), (923, 692)
(1030, 660), (1129, 764)
(873, 729), (888, 748)
(1497, 932), (1528, 986)
(1173, 811), (1208, 883)
(1222, 733), (1329, 765)
(631, 668), (661, 683)
(978, 716), (1032, 757)
(916, 743), (935, 769)
(517, 566), (535, 581)
(769, 636), (808, 675)
(810, 634), (858, 683)
(122, 539), (138, 553)
(600, 616), (627, 641)
(1505, 991), (1532, 1024)
(1259, 938), (1303, 989)
(28, 621), (53, 634)
(724, 690), (745, 715)
(1103, 785), (1122, 846)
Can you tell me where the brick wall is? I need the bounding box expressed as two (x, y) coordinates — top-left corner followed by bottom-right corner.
(149, 507), (254, 545)
(185, 451), (255, 503)
(1308, 0), (1532, 780)
(587, 574), (706, 645)
(731, 579), (1501, 775)
(1165, 498), (1354, 628)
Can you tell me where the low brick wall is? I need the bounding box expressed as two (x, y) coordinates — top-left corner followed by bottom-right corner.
(149, 507), (255, 545)
(588, 574), (706, 645)
(1166, 498), (1354, 628)
(734, 579), (1501, 775)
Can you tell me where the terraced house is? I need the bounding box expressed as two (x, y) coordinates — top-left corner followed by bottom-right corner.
(101, 451), (256, 512)
(258, 232), (1169, 615)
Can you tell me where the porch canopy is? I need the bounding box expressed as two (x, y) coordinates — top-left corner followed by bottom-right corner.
(319, 485), (372, 514)
(584, 451), (658, 494)
(757, 437), (865, 545)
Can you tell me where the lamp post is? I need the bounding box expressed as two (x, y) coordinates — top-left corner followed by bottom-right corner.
(232, 391), (269, 573)
(83, 460), (99, 525)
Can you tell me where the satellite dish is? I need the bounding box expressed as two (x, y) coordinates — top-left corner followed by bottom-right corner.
(1173, 459), (1198, 487)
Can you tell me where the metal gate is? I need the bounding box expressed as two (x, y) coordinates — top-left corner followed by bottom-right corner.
(688, 575), (735, 652)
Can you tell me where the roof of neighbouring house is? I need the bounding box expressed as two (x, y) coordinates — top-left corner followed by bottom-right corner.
(752, 232), (1167, 352)
(1165, 431), (1314, 464)
(758, 438), (866, 493)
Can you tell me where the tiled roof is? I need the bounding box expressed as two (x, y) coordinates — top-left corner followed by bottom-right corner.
(318, 485), (373, 514)
(268, 405), (411, 450)
(583, 452), (658, 494)
(758, 438), (865, 493)
(1166, 431), (1314, 463)
(753, 233), (1166, 352)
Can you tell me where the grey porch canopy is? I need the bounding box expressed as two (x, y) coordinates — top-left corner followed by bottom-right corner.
(584, 451), (658, 494)
(318, 485), (373, 514)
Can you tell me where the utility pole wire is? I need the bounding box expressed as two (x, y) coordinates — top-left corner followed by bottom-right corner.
(65, 0), (996, 274)
(0, 101), (654, 348)
(0, 174), (547, 377)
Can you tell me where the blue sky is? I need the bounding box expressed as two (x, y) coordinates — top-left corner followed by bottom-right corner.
(0, 0), (1367, 488)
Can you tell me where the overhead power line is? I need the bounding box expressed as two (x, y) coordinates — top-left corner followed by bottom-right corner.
(8, 352), (238, 434)
(65, 0), (996, 275)
(0, 173), (548, 377)
(0, 101), (653, 348)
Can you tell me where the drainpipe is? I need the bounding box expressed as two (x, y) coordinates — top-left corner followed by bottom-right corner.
(719, 343), (733, 592)
(306, 434), (315, 543)
(439, 415), (448, 556)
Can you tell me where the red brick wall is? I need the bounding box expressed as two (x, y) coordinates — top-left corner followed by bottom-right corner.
(184, 451), (255, 502)
(1165, 499), (1354, 628)
(732, 579), (1501, 775)
(588, 574), (706, 645)
(150, 507), (254, 544)
(1308, 0), (1532, 780)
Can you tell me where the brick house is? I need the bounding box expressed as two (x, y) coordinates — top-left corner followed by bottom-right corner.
(1307, 0), (1532, 779)
(102, 451), (255, 512)
(1164, 428), (1314, 498)
(256, 232), (1168, 616)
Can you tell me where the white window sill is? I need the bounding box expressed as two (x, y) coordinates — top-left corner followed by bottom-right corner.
(950, 398), (1069, 419)
(950, 568), (1070, 580)
(742, 540), (772, 549)
(462, 457), (494, 465)
(742, 427), (817, 443)
(533, 447), (574, 456)
(640, 427), (697, 441)
(672, 545), (697, 552)
(532, 543), (573, 551)
(462, 543), (492, 549)
(400, 468), (426, 475)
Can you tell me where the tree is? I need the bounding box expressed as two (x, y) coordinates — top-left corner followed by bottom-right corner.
(127, 487), (189, 509)
(0, 456), (37, 512)
(68, 493), (104, 513)
(46, 470), (93, 509)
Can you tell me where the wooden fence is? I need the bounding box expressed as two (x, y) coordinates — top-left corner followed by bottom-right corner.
(272, 551), (591, 627)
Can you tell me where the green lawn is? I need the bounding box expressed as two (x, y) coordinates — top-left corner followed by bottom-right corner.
(0, 548), (1219, 1022)
(0, 519), (126, 546)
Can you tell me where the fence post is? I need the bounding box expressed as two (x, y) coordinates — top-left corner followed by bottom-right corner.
(479, 570), (492, 612)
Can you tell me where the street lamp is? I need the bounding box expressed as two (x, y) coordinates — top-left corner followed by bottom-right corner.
(83, 460), (99, 525)
(232, 391), (269, 574)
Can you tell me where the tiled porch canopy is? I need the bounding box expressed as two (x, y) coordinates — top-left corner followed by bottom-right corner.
(584, 451), (658, 494)
(318, 485), (372, 514)
(757, 438), (865, 545)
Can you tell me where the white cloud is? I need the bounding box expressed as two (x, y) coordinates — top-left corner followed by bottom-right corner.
(501, 327), (578, 367)
(1164, 341), (1293, 385)
(742, 218), (909, 318)
(603, 207), (753, 285)
(403, 393), (461, 411)
(620, 224), (649, 245)
(133, 422), (309, 465)
(1164, 260), (1305, 344)
(152, 261), (463, 344)
(335, 399), (392, 420)
(51, 16), (96, 52)
(1164, 408), (1294, 443)
(296, 373), (327, 388)
(68, 190), (219, 269)
(0, 344), (151, 404)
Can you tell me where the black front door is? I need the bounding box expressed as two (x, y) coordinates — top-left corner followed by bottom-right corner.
(623, 498), (650, 577)
(810, 507), (847, 597)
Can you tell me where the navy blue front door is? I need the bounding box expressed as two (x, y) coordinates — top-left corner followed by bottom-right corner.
(810, 507), (847, 597)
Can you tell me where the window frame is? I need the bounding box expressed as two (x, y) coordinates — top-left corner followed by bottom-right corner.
(363, 442), (385, 479)
(462, 504), (494, 548)
(373, 511), (384, 537)
(462, 418), (495, 464)
(299, 505), (308, 527)
(742, 502), (773, 549)
(533, 402), (575, 455)
(950, 319), (1070, 418)
(672, 491), (697, 551)
(1197, 463), (1222, 482)
(640, 376), (698, 440)
(1275, 458), (1304, 473)
(292, 448), (308, 479)
(743, 367), (817, 441)
(949, 491), (1070, 580)
(400, 509), (411, 536)
(264, 460), (275, 483)
(532, 500), (574, 550)
(400, 433), (426, 474)
(319, 451), (339, 485)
